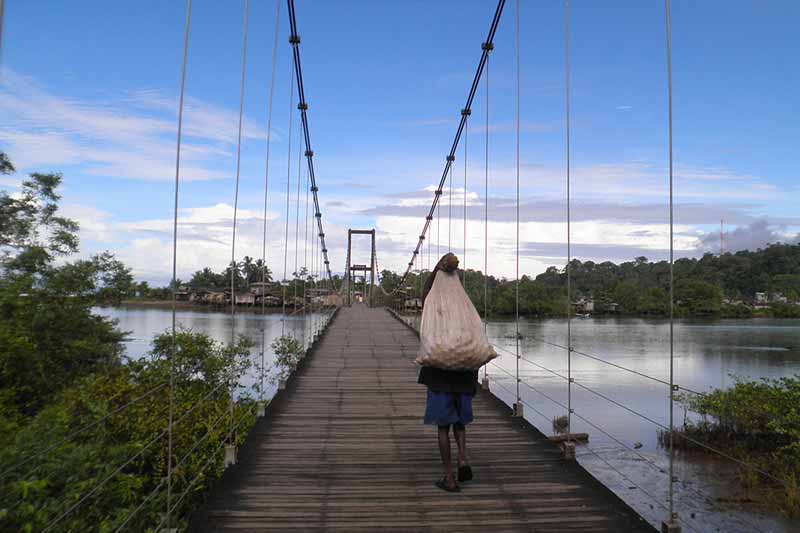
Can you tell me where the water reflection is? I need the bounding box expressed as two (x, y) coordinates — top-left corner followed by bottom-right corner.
(96, 305), (330, 401)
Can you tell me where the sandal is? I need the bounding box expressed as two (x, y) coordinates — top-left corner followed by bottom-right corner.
(435, 478), (460, 493)
(458, 465), (473, 482)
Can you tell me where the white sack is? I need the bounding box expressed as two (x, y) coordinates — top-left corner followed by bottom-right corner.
(415, 270), (498, 370)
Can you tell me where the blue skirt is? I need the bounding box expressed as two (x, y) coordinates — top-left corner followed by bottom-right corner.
(424, 390), (474, 426)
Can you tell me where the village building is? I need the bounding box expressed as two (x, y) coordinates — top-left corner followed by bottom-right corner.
(573, 297), (594, 314)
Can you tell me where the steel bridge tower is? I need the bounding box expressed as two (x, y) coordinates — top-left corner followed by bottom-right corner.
(345, 229), (376, 307)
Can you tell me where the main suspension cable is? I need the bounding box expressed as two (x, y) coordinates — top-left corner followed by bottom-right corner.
(287, 0), (333, 281)
(390, 0), (506, 292)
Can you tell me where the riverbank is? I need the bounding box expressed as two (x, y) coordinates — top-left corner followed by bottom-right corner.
(115, 300), (298, 314)
(120, 299), (800, 319)
(664, 376), (800, 517)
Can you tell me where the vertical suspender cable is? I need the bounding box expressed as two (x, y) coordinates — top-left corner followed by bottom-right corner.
(0, 0), (5, 64)
(311, 201), (317, 331)
(514, 0), (521, 409)
(282, 62), (295, 335)
(293, 119), (303, 312)
(564, 0), (573, 441)
(229, 0), (249, 446)
(437, 199), (441, 259)
(664, 0), (677, 525)
(448, 162), (453, 252)
(304, 167), (310, 343)
(167, 0), (192, 525)
(463, 111), (468, 285)
(260, 0), (281, 404)
(483, 45), (491, 384)
(428, 218), (431, 271)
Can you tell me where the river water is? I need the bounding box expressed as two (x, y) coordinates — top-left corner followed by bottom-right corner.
(98, 306), (800, 532)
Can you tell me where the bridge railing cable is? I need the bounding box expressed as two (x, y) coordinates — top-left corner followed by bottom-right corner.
(485, 366), (709, 532)
(484, 352), (763, 532)
(489, 342), (795, 493)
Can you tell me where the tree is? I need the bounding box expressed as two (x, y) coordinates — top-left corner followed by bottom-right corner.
(0, 152), (14, 175)
(253, 258), (272, 284)
(675, 279), (723, 316)
(0, 330), (255, 532)
(239, 255), (255, 289)
(190, 267), (224, 288)
(378, 269), (402, 294)
(613, 280), (642, 313)
(0, 170), (79, 267)
(0, 153), (126, 417)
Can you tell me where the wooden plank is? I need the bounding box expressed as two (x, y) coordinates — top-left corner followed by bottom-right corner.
(187, 305), (654, 532)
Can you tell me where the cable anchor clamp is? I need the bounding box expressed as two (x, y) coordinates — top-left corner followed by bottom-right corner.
(446, 155), (455, 162)
(289, 34), (301, 45)
(298, 102), (308, 111)
(481, 42), (494, 51)
(461, 108), (472, 116)
(304, 149), (313, 157)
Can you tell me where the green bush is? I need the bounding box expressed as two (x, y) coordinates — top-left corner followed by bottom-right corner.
(676, 376), (800, 514)
(0, 330), (257, 532)
(270, 335), (304, 383)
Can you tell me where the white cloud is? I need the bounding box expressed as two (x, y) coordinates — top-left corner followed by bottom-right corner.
(0, 68), (271, 182)
(697, 219), (799, 254)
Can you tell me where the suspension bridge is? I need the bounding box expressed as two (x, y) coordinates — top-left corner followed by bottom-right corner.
(1, 0), (793, 532)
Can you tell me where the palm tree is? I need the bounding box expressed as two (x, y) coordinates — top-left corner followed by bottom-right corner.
(254, 258), (272, 284)
(239, 256), (255, 290)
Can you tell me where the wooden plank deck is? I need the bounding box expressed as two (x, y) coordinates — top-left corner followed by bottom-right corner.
(188, 305), (654, 532)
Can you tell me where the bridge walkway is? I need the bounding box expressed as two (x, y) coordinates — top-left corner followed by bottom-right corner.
(189, 304), (653, 532)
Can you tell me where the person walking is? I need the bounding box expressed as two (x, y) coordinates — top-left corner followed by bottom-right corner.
(418, 252), (477, 493)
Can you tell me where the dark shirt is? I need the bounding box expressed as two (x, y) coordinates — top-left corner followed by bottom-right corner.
(417, 262), (478, 395)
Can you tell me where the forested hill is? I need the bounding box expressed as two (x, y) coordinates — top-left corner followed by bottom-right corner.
(381, 243), (800, 318)
(544, 244), (800, 300)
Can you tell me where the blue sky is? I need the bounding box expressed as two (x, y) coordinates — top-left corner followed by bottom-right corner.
(1, 0), (798, 284)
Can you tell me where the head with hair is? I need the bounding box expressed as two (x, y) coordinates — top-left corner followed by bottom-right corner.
(437, 253), (459, 273)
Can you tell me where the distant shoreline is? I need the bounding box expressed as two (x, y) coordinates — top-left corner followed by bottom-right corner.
(109, 300), (290, 314)
(106, 301), (800, 321)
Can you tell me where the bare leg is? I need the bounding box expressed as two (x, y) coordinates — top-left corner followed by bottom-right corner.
(437, 425), (456, 488)
(453, 425), (468, 466)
